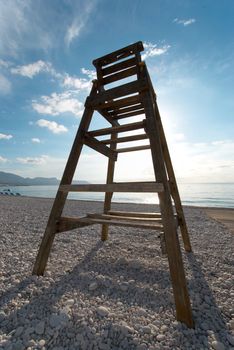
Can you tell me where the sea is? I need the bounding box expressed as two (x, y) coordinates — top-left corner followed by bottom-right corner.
(0, 183), (234, 208)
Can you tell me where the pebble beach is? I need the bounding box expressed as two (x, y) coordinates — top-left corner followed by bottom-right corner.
(0, 196), (233, 350)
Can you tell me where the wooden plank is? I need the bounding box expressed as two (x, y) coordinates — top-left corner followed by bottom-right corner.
(108, 210), (162, 218)
(87, 120), (145, 137)
(85, 80), (148, 107)
(91, 94), (141, 110)
(59, 182), (164, 193)
(88, 213), (163, 223)
(93, 41), (144, 67)
(78, 217), (163, 230)
(100, 133), (148, 145)
(83, 135), (117, 161)
(113, 109), (145, 120)
(116, 145), (150, 153)
(56, 216), (94, 233)
(109, 103), (143, 115)
(102, 57), (137, 76)
(102, 66), (137, 85)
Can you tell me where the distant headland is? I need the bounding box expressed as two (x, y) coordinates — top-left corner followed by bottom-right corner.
(0, 171), (88, 186)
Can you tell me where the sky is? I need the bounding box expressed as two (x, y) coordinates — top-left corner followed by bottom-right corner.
(0, 0), (234, 183)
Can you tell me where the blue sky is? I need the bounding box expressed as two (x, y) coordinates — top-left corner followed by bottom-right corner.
(0, 0), (233, 183)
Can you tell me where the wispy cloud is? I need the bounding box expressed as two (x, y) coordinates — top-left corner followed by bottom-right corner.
(0, 155), (8, 163)
(142, 42), (170, 60)
(65, 2), (95, 46)
(0, 74), (11, 95)
(0, 133), (13, 140)
(31, 137), (41, 143)
(0, 1), (97, 57)
(16, 155), (48, 165)
(11, 60), (59, 79)
(32, 92), (83, 117)
(36, 119), (68, 134)
(173, 18), (196, 26)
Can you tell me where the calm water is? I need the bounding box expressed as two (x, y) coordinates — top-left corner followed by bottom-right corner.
(1, 183), (234, 208)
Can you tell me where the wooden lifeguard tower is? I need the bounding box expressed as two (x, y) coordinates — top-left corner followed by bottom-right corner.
(33, 41), (194, 327)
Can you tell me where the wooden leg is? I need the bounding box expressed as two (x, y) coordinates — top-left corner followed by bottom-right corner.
(155, 104), (192, 252)
(144, 93), (194, 328)
(101, 133), (117, 241)
(33, 102), (95, 275)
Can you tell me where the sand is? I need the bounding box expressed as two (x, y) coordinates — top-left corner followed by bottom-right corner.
(204, 208), (234, 234)
(0, 196), (233, 350)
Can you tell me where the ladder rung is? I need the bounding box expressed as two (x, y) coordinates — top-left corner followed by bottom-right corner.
(108, 210), (163, 218)
(113, 109), (145, 120)
(87, 213), (162, 223)
(100, 133), (148, 144)
(93, 95), (142, 111)
(101, 57), (138, 77)
(109, 103), (143, 115)
(87, 120), (145, 137)
(85, 80), (147, 107)
(79, 217), (163, 230)
(102, 66), (138, 85)
(59, 182), (164, 193)
(93, 41), (143, 67)
(56, 216), (93, 233)
(116, 145), (150, 153)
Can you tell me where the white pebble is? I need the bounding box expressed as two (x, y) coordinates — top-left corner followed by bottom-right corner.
(157, 334), (165, 341)
(89, 282), (98, 291)
(211, 341), (225, 350)
(96, 306), (109, 317)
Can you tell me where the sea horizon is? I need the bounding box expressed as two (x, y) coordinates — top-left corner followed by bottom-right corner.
(1, 182), (234, 209)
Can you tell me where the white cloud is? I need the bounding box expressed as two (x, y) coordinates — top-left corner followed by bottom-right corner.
(0, 74), (11, 94)
(11, 60), (53, 78)
(173, 18), (196, 26)
(142, 42), (170, 60)
(63, 75), (91, 90)
(31, 137), (41, 143)
(36, 119), (68, 134)
(32, 92), (84, 117)
(0, 133), (13, 140)
(16, 155), (48, 165)
(81, 68), (96, 79)
(0, 155), (7, 163)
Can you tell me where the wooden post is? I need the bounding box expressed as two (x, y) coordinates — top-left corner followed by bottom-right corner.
(101, 133), (117, 241)
(32, 85), (97, 275)
(143, 86), (194, 328)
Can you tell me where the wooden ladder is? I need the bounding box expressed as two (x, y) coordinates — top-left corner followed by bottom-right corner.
(33, 41), (194, 327)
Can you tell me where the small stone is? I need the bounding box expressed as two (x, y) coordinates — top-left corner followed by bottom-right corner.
(120, 282), (128, 292)
(65, 299), (75, 307)
(157, 334), (165, 341)
(0, 311), (6, 322)
(161, 325), (168, 333)
(96, 306), (109, 317)
(141, 325), (151, 334)
(89, 282), (98, 291)
(137, 308), (147, 316)
(227, 335), (234, 346)
(12, 340), (24, 350)
(35, 321), (45, 335)
(14, 326), (24, 337)
(119, 322), (134, 334)
(38, 339), (46, 347)
(136, 344), (148, 350)
(230, 319), (234, 330)
(211, 341), (225, 350)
